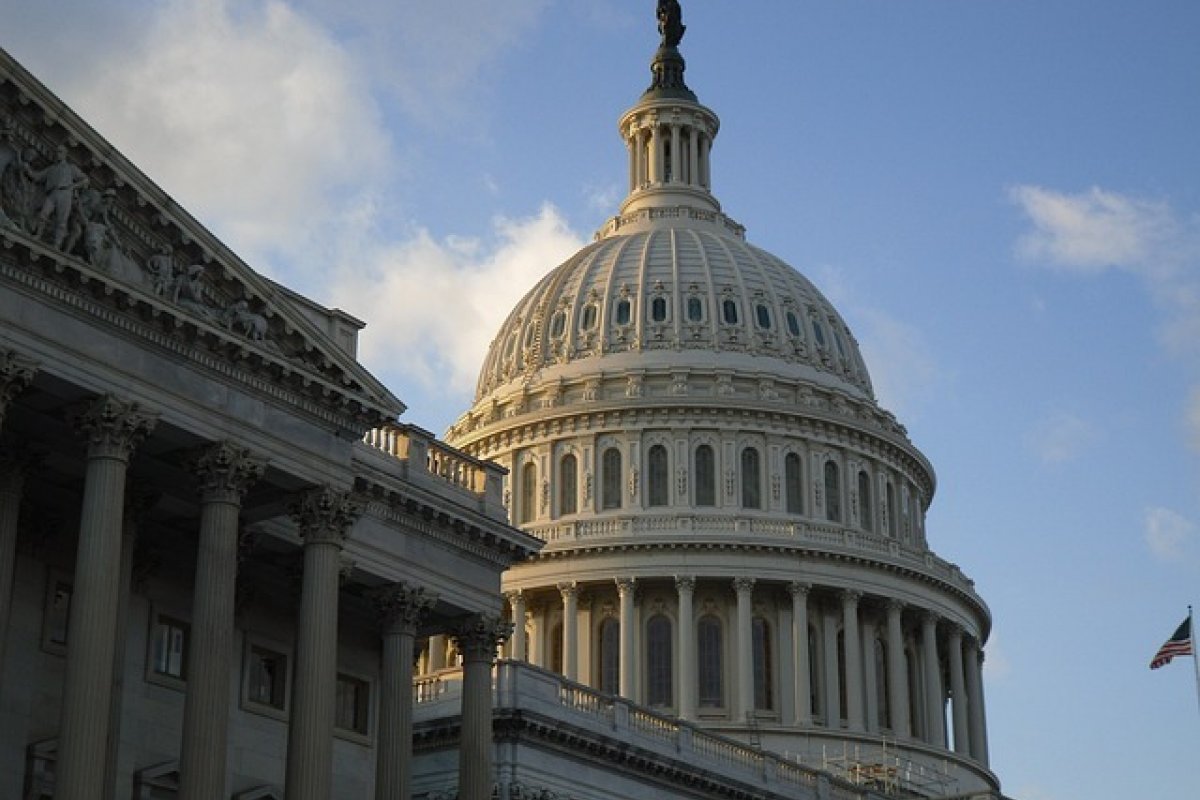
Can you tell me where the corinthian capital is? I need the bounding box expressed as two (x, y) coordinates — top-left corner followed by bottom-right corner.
(72, 394), (158, 461)
(192, 441), (266, 504)
(451, 613), (512, 664)
(0, 349), (37, 426)
(289, 486), (361, 547)
(373, 582), (437, 636)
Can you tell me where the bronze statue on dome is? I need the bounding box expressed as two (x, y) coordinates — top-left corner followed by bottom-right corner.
(657, 0), (685, 48)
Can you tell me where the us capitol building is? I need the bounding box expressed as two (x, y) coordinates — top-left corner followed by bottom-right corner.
(0, 4), (1012, 800)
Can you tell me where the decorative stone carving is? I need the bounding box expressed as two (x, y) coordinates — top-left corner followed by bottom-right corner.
(732, 576), (755, 595)
(0, 348), (37, 425)
(289, 487), (361, 547)
(373, 582), (437, 636)
(71, 394), (158, 462)
(29, 144), (87, 248)
(676, 467), (687, 496)
(674, 575), (695, 593)
(628, 466), (639, 499)
(787, 581), (811, 599)
(192, 442), (266, 504)
(450, 613), (511, 663)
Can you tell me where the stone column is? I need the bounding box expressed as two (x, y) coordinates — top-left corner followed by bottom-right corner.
(374, 583), (436, 800)
(841, 590), (864, 731)
(789, 582), (812, 726)
(675, 576), (696, 720)
(862, 618), (879, 733)
(965, 637), (989, 765)
(57, 396), (156, 800)
(0, 351), (36, 688)
(648, 128), (660, 184)
(559, 582), (579, 680)
(947, 625), (970, 755)
(822, 606), (840, 728)
(616, 578), (636, 698)
(284, 488), (360, 800)
(688, 128), (699, 187)
(733, 577), (755, 721)
(178, 444), (264, 800)
(670, 124), (681, 182)
(452, 614), (510, 800)
(885, 600), (910, 737)
(505, 591), (526, 661)
(920, 612), (946, 747)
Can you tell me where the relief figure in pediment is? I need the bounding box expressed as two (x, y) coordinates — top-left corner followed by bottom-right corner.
(174, 264), (218, 321)
(30, 145), (88, 248)
(223, 299), (268, 341)
(0, 122), (27, 229)
(146, 245), (179, 297)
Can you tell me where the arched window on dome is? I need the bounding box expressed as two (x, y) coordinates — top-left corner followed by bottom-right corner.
(550, 621), (564, 675)
(647, 445), (669, 507)
(858, 470), (873, 532)
(741, 447), (761, 509)
(752, 616), (773, 711)
(559, 453), (578, 516)
(755, 303), (772, 330)
(697, 615), (723, 708)
(614, 298), (632, 326)
(695, 445), (716, 507)
(784, 453), (803, 514)
(549, 309), (567, 339)
(722, 299), (739, 325)
(687, 296), (705, 323)
(581, 303), (598, 332)
(598, 617), (620, 695)
(519, 462), (537, 524)
(650, 296), (668, 323)
(875, 637), (891, 730)
(811, 318), (827, 348)
(601, 448), (622, 510)
(886, 481), (898, 538)
(786, 310), (802, 338)
(824, 461), (841, 522)
(646, 614), (673, 707)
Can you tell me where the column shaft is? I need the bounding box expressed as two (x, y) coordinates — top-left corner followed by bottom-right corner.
(453, 616), (508, 800)
(790, 583), (812, 726)
(948, 626), (970, 755)
(862, 620), (878, 733)
(885, 601), (910, 737)
(842, 591), (864, 731)
(617, 578), (636, 699)
(375, 584), (434, 800)
(0, 458), (26, 688)
(670, 124), (681, 182)
(921, 613), (946, 747)
(734, 578), (754, 721)
(507, 592), (527, 661)
(965, 638), (989, 765)
(560, 583), (578, 680)
(676, 577), (695, 720)
(822, 607), (840, 728)
(688, 128), (699, 187)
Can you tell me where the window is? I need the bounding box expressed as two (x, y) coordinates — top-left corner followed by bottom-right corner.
(42, 575), (73, 652)
(721, 299), (739, 324)
(550, 310), (567, 338)
(559, 454), (578, 515)
(812, 319), (827, 348)
(246, 644), (289, 710)
(786, 311), (802, 337)
(755, 304), (771, 330)
(752, 617), (773, 710)
(858, 470), (873, 532)
(741, 447), (761, 509)
(581, 304), (598, 331)
(519, 462), (537, 524)
(650, 296), (668, 322)
(335, 674), (370, 735)
(824, 461), (841, 522)
(598, 617), (620, 694)
(601, 448), (622, 510)
(698, 615), (723, 708)
(784, 453), (803, 514)
(687, 296), (704, 322)
(834, 330), (847, 357)
(646, 615), (673, 707)
(150, 615), (189, 681)
(695, 445), (715, 506)
(615, 299), (631, 325)
(647, 445), (669, 507)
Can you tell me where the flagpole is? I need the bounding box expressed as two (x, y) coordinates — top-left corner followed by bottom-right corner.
(1191, 606), (1200, 717)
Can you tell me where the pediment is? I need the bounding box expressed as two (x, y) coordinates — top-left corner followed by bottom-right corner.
(0, 47), (403, 432)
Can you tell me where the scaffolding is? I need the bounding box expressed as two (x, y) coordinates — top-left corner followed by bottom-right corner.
(821, 736), (956, 798)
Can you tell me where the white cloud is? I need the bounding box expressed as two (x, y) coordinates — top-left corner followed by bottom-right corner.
(1144, 506), (1197, 563)
(981, 634), (1011, 681)
(330, 204), (585, 397)
(1024, 412), (1096, 464)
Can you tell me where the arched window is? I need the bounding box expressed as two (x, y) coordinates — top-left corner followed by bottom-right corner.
(549, 309), (567, 338)
(886, 482), (898, 537)
(559, 454), (578, 516)
(550, 622), (564, 674)
(695, 445), (716, 507)
(698, 615), (723, 708)
(755, 304), (771, 329)
(722, 299), (739, 324)
(741, 447), (761, 509)
(812, 319), (827, 348)
(824, 461), (841, 522)
(784, 453), (803, 514)
(786, 310), (802, 337)
(647, 445), (669, 507)
(752, 617), (773, 710)
(601, 448), (622, 510)
(687, 296), (704, 322)
(875, 638), (890, 729)
(581, 304), (598, 331)
(646, 614), (673, 707)
(615, 298), (631, 325)
(858, 470), (872, 532)
(519, 462), (537, 524)
(650, 296), (668, 322)
(598, 618), (620, 695)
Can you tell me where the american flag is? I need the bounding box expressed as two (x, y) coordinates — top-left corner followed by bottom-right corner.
(1150, 616), (1193, 670)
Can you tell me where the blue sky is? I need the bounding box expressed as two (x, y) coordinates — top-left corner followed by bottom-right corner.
(4, 2), (1199, 798)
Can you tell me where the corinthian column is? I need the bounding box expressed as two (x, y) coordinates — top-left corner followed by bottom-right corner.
(947, 624), (970, 755)
(885, 600), (910, 737)
(179, 443), (265, 800)
(675, 576), (696, 721)
(57, 396), (156, 800)
(965, 636), (989, 765)
(841, 590), (864, 731)
(920, 612), (946, 747)
(616, 578), (636, 698)
(559, 582), (579, 680)
(789, 582), (812, 727)
(452, 614), (510, 800)
(733, 577), (755, 721)
(284, 487), (361, 800)
(374, 583), (436, 800)
(0, 350), (36, 682)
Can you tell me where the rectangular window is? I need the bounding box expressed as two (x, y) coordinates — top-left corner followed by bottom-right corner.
(150, 615), (189, 680)
(42, 576), (73, 653)
(335, 673), (370, 735)
(247, 645), (289, 710)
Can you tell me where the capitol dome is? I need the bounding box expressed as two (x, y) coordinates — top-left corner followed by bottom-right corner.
(443, 12), (999, 798)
